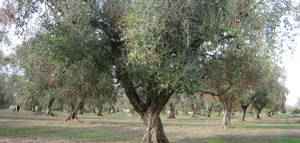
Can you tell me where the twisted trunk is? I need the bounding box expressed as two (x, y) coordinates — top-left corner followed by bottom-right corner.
(37, 106), (42, 112)
(241, 105), (248, 121)
(112, 37), (173, 143)
(109, 104), (116, 113)
(222, 103), (232, 128)
(97, 105), (103, 116)
(207, 103), (213, 118)
(167, 103), (175, 119)
(191, 100), (197, 118)
(215, 105), (222, 117)
(141, 110), (169, 143)
(65, 96), (86, 122)
(59, 105), (64, 111)
(45, 98), (55, 116)
(31, 104), (36, 112)
(183, 107), (188, 115)
(79, 103), (84, 115)
(256, 109), (261, 120)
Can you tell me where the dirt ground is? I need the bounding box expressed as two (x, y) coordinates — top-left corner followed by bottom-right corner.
(0, 109), (300, 143)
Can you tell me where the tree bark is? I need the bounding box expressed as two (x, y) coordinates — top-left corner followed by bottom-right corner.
(113, 43), (173, 142)
(222, 103), (232, 128)
(183, 107), (188, 115)
(45, 98), (55, 116)
(191, 101), (197, 118)
(79, 103), (84, 115)
(37, 106), (42, 112)
(109, 104), (116, 113)
(167, 103), (176, 119)
(215, 105), (222, 117)
(241, 105), (248, 121)
(256, 109), (261, 120)
(119, 73), (172, 143)
(31, 104), (36, 112)
(207, 103), (213, 118)
(97, 105), (103, 116)
(65, 96), (86, 122)
(59, 105), (64, 111)
(141, 111), (169, 143)
(92, 108), (96, 113)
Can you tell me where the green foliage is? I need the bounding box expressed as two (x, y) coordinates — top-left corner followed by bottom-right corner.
(292, 108), (300, 114)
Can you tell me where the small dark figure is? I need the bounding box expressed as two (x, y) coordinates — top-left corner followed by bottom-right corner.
(17, 105), (20, 112)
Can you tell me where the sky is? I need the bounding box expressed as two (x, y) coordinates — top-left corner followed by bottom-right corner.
(283, 32), (300, 106)
(0, 0), (300, 106)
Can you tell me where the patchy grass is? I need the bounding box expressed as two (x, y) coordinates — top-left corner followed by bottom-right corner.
(0, 109), (300, 143)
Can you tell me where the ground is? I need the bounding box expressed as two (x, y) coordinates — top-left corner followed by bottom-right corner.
(0, 109), (300, 143)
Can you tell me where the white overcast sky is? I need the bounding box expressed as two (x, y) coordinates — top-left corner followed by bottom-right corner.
(0, 0), (300, 106)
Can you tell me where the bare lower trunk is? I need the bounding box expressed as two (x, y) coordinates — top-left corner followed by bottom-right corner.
(216, 105), (222, 117)
(184, 109), (188, 115)
(31, 104), (36, 112)
(79, 104), (84, 115)
(142, 112), (169, 143)
(223, 109), (230, 128)
(222, 104), (231, 128)
(65, 96), (85, 122)
(45, 98), (55, 116)
(37, 106), (42, 112)
(115, 60), (173, 143)
(191, 101), (197, 118)
(65, 103), (78, 121)
(59, 106), (64, 111)
(241, 105), (248, 121)
(256, 110), (261, 120)
(97, 105), (103, 116)
(92, 108), (96, 113)
(242, 108), (246, 121)
(167, 103), (175, 119)
(207, 104), (213, 118)
(109, 105), (116, 114)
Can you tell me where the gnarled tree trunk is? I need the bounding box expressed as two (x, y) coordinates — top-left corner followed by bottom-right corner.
(191, 101), (197, 118)
(113, 38), (173, 142)
(65, 96), (86, 122)
(241, 105), (248, 121)
(79, 103), (84, 115)
(97, 105), (103, 116)
(207, 103), (213, 118)
(109, 104), (116, 114)
(31, 104), (36, 112)
(119, 72), (173, 143)
(216, 105), (222, 117)
(256, 109), (261, 120)
(45, 98), (55, 116)
(141, 110), (169, 143)
(222, 103), (232, 128)
(37, 106), (42, 112)
(167, 103), (175, 119)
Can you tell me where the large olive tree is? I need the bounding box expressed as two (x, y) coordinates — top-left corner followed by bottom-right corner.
(11, 0), (291, 142)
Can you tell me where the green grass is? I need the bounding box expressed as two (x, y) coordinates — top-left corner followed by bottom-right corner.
(206, 137), (231, 143)
(0, 126), (113, 139)
(0, 109), (300, 143)
(278, 138), (300, 143)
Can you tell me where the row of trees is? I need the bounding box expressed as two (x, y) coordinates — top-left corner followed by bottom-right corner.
(0, 0), (297, 143)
